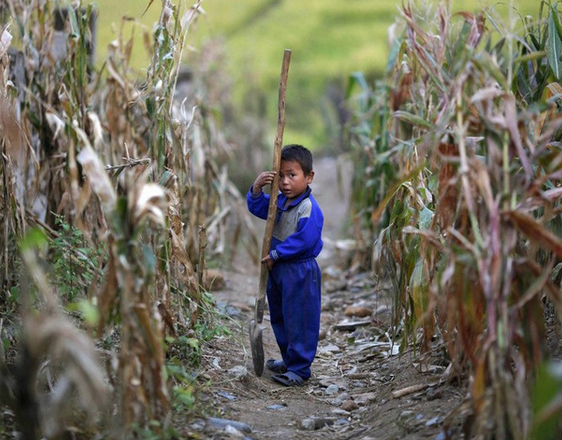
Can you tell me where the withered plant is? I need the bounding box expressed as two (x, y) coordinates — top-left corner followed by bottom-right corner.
(0, 0), (257, 437)
(347, 0), (562, 438)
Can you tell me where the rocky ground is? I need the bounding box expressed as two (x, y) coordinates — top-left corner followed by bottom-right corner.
(182, 156), (468, 440)
(188, 266), (466, 440)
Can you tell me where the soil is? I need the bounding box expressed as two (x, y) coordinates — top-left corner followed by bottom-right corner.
(187, 156), (467, 440)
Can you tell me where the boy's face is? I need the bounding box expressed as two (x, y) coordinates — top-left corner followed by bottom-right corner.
(278, 159), (314, 201)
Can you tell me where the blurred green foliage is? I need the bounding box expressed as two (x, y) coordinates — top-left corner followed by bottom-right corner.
(91, 0), (541, 147)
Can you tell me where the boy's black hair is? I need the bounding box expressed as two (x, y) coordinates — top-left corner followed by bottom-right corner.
(281, 144), (313, 175)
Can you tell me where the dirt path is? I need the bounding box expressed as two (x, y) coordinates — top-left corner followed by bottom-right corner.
(189, 156), (466, 439)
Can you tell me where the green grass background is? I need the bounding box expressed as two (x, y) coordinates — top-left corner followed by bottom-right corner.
(92, 0), (543, 148)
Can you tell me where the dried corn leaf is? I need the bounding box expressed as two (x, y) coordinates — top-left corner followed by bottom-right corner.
(131, 183), (166, 228)
(77, 144), (117, 213)
(506, 210), (562, 259)
(26, 315), (108, 414)
(0, 28), (12, 57)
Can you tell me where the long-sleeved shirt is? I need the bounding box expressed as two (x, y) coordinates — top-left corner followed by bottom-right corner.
(247, 186), (324, 262)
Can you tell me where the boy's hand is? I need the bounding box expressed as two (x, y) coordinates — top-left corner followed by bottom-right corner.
(261, 254), (275, 271)
(252, 171), (276, 195)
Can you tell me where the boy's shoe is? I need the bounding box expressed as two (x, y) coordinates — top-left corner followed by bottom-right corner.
(266, 359), (287, 374)
(272, 371), (305, 387)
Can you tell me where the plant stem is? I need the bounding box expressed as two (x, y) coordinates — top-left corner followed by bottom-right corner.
(456, 88), (484, 250)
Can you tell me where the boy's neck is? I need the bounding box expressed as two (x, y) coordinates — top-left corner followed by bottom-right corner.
(283, 186), (310, 207)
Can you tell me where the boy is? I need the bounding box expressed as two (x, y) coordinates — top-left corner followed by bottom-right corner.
(247, 144), (324, 387)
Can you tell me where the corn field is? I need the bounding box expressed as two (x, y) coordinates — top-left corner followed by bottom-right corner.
(0, 0), (258, 438)
(347, 0), (562, 438)
(3, 0), (562, 438)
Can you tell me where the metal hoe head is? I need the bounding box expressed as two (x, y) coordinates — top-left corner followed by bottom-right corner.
(249, 319), (264, 376)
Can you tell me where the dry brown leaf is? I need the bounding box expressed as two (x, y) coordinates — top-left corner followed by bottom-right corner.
(471, 86), (502, 103)
(87, 111), (105, 150)
(132, 183), (166, 228)
(76, 144), (117, 213)
(505, 210), (562, 259)
(45, 112), (65, 140)
(0, 28), (12, 58)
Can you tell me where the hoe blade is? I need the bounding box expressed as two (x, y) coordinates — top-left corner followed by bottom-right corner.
(249, 319), (264, 377)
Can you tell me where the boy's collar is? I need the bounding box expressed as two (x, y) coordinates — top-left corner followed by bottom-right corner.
(278, 186), (311, 208)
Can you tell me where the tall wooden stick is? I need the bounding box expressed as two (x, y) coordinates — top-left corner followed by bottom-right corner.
(255, 49), (291, 324)
(249, 49), (291, 377)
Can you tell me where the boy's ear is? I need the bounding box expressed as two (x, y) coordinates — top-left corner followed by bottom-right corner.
(307, 170), (315, 183)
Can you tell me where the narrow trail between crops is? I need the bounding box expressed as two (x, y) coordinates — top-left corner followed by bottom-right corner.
(189, 156), (466, 440)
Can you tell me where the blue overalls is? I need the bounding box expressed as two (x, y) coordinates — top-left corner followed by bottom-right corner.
(247, 186), (324, 379)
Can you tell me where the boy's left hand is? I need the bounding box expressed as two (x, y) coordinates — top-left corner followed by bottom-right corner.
(261, 254), (275, 271)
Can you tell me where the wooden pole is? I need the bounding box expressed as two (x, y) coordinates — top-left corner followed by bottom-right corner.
(255, 49), (291, 324)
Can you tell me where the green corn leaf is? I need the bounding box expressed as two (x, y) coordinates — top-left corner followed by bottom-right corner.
(410, 257), (429, 325)
(419, 206), (434, 230)
(386, 36), (403, 75)
(371, 163), (425, 224)
(473, 52), (508, 91)
(514, 50), (547, 64)
(65, 3), (80, 38)
(547, 6), (562, 80)
(491, 37), (506, 57)
(451, 19), (472, 64)
(394, 110), (434, 129)
(346, 72), (369, 99)
(551, 4), (562, 40)
(484, 8), (504, 37)
(142, 0), (156, 18)
(517, 67), (533, 101)
(19, 228), (48, 252)
(529, 32), (540, 51)
(530, 363), (562, 440)
(142, 244), (157, 275)
(416, 46), (448, 92)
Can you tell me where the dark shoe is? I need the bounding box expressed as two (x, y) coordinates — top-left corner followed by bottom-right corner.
(266, 359), (287, 374)
(272, 371), (305, 387)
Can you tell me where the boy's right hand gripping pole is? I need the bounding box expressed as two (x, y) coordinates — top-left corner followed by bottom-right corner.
(249, 49), (291, 377)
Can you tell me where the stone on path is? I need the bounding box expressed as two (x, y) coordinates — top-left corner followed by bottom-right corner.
(354, 392), (377, 405)
(341, 399), (359, 412)
(344, 305), (373, 318)
(325, 384), (339, 395)
(300, 417), (337, 431)
(227, 365), (249, 381)
(207, 417), (252, 433)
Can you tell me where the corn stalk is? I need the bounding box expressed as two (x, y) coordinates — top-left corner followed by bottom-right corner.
(347, 1), (562, 438)
(0, 0), (256, 436)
